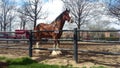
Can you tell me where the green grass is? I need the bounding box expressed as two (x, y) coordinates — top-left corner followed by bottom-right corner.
(6, 57), (71, 68)
(90, 66), (107, 68)
(6, 57), (37, 65)
(9, 64), (107, 68)
(0, 56), (107, 68)
(81, 66), (107, 68)
(0, 56), (7, 61)
(9, 63), (71, 68)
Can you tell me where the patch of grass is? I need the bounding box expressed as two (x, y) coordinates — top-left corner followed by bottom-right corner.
(82, 66), (87, 68)
(7, 57), (72, 68)
(0, 56), (6, 60)
(82, 66), (107, 68)
(0, 56), (107, 68)
(6, 57), (37, 65)
(90, 66), (107, 68)
(9, 63), (72, 68)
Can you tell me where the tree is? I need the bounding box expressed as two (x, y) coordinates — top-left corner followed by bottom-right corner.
(0, 0), (16, 31)
(19, 13), (28, 30)
(18, 0), (47, 29)
(85, 2), (112, 30)
(107, 0), (120, 25)
(62, 0), (93, 29)
(7, 11), (15, 31)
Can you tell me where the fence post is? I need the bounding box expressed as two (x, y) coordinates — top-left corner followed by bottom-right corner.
(29, 30), (33, 57)
(73, 28), (78, 63)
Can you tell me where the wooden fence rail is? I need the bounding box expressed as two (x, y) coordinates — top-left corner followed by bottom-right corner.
(1, 28), (120, 63)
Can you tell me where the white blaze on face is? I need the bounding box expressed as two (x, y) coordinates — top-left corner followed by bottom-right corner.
(69, 13), (72, 18)
(69, 13), (73, 23)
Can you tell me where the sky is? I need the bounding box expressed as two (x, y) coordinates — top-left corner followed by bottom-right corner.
(14, 0), (120, 30)
(14, 0), (64, 23)
(14, 0), (74, 29)
(41, 0), (64, 23)
(42, 0), (76, 29)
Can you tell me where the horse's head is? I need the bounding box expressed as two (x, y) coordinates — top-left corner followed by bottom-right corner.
(63, 9), (73, 23)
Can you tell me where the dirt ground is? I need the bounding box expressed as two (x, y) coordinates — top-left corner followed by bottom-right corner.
(0, 41), (120, 68)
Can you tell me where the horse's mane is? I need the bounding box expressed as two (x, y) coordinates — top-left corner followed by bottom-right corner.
(51, 10), (65, 24)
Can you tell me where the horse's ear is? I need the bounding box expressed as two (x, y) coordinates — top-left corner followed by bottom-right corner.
(66, 8), (68, 11)
(68, 9), (70, 12)
(66, 8), (70, 12)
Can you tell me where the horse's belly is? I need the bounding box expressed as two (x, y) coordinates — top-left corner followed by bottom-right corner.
(40, 32), (53, 38)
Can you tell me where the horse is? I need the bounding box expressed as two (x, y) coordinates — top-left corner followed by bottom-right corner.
(34, 9), (73, 56)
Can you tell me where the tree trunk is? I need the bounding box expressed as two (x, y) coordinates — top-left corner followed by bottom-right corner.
(77, 18), (81, 40)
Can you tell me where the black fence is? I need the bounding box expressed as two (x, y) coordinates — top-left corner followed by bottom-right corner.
(28, 29), (78, 63)
(0, 28), (120, 63)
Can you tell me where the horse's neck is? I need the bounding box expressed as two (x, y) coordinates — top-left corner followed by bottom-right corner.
(52, 19), (65, 30)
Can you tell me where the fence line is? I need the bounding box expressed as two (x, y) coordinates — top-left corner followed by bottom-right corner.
(1, 29), (120, 63)
(0, 39), (29, 41)
(33, 47), (120, 55)
(28, 28), (78, 63)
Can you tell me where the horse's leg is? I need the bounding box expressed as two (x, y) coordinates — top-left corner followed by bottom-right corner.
(56, 40), (60, 49)
(34, 41), (40, 54)
(53, 40), (57, 48)
(56, 35), (62, 54)
(51, 37), (58, 56)
(34, 36), (41, 54)
(51, 39), (62, 56)
(56, 40), (62, 54)
(56, 34), (61, 49)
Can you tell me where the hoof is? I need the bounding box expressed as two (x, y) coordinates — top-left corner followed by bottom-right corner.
(50, 50), (62, 56)
(56, 50), (62, 54)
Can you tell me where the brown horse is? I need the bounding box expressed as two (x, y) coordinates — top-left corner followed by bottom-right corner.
(34, 9), (73, 55)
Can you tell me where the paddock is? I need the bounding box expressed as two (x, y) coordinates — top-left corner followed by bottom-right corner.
(0, 29), (120, 67)
(0, 41), (120, 67)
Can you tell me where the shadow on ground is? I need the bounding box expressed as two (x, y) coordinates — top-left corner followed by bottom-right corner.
(32, 50), (120, 68)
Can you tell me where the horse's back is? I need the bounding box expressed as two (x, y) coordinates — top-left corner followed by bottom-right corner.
(34, 23), (54, 38)
(36, 23), (54, 31)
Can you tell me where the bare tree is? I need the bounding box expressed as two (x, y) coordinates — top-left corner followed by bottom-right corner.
(85, 1), (113, 30)
(18, 0), (47, 29)
(107, 0), (120, 25)
(0, 0), (15, 31)
(62, 0), (93, 29)
(18, 11), (28, 30)
(7, 11), (15, 31)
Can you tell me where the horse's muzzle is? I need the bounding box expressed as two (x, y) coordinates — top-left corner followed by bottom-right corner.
(68, 17), (74, 23)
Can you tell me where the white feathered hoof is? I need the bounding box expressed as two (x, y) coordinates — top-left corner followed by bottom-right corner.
(50, 50), (62, 56)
